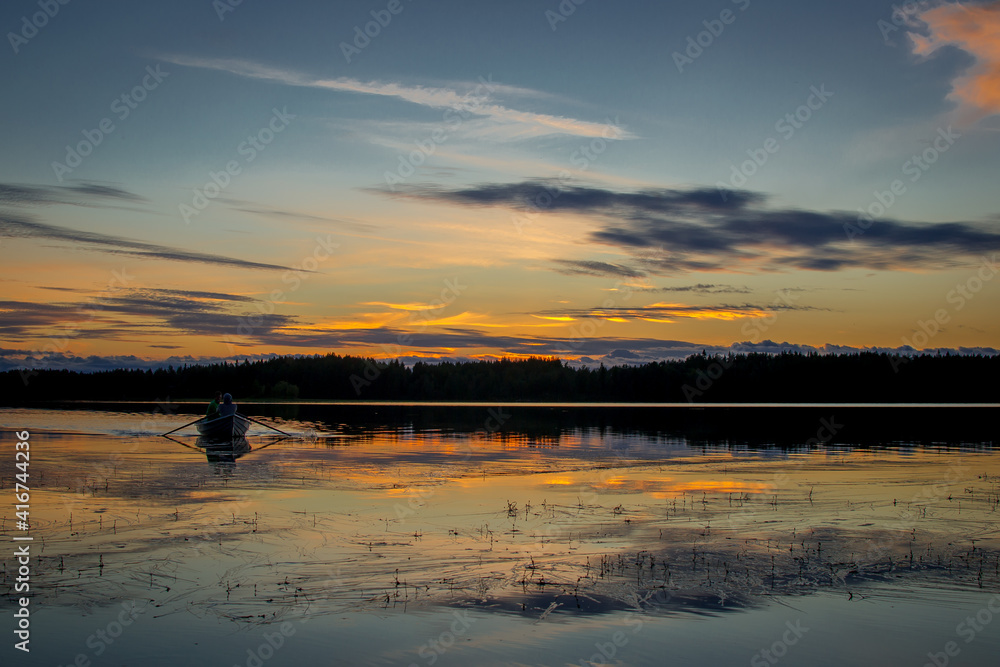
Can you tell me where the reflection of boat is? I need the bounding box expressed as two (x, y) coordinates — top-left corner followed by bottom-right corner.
(197, 436), (252, 463)
(196, 412), (251, 440)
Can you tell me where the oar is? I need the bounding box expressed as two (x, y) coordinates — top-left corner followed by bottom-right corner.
(161, 416), (205, 436)
(252, 435), (291, 451)
(241, 414), (292, 436)
(161, 434), (201, 451)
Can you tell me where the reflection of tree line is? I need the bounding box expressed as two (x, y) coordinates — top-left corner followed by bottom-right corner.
(5, 352), (998, 403)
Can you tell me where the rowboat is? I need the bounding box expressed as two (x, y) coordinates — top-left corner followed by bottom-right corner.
(196, 412), (251, 441)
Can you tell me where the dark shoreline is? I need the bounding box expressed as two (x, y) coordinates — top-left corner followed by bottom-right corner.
(8, 401), (997, 446)
(4, 352), (1000, 404)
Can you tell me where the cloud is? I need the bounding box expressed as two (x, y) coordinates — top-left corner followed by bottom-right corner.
(0, 214), (304, 273)
(0, 181), (148, 207)
(361, 301), (451, 312)
(392, 181), (1000, 274)
(655, 284), (753, 294)
(391, 181), (757, 212)
(909, 1), (1000, 122)
(224, 199), (377, 232)
(91, 290), (295, 337)
(62, 183), (147, 203)
(0, 350), (292, 373)
(530, 302), (822, 324)
(553, 260), (647, 278)
(137, 288), (256, 303)
(0, 289), (294, 345)
(0, 301), (102, 340)
(159, 55), (635, 141)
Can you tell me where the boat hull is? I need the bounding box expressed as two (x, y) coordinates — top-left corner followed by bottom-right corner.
(196, 413), (251, 441)
(196, 436), (251, 463)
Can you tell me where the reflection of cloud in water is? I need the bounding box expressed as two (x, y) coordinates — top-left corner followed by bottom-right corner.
(6, 413), (999, 633)
(585, 476), (776, 497)
(453, 588), (754, 618)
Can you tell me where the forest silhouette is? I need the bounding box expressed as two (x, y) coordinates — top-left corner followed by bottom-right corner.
(3, 351), (997, 403)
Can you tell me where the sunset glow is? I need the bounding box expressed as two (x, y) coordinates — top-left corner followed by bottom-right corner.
(1, 0), (997, 372)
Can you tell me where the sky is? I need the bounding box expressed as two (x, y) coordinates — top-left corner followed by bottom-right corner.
(1, 0), (999, 371)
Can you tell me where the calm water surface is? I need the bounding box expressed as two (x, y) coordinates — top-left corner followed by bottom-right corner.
(1, 405), (998, 666)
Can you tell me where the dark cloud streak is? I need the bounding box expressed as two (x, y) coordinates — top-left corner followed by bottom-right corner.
(552, 259), (646, 278)
(0, 181), (147, 207)
(0, 215), (304, 273)
(391, 181), (1000, 274)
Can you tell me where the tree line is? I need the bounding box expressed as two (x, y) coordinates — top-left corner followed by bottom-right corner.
(2, 351), (997, 403)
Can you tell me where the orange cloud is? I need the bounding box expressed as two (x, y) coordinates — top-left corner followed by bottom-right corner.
(307, 312), (402, 330)
(362, 301), (447, 312)
(531, 315), (577, 322)
(645, 303), (771, 321)
(552, 303), (772, 323)
(911, 1), (1000, 121)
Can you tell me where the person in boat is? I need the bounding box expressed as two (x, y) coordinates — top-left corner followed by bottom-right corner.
(206, 391), (222, 418)
(219, 393), (237, 417)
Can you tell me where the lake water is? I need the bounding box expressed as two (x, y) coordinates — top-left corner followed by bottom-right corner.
(1, 404), (998, 666)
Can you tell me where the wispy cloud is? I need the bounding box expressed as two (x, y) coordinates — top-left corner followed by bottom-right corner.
(655, 284), (753, 295)
(159, 55), (635, 141)
(531, 302), (820, 324)
(0, 182), (295, 272)
(222, 199), (377, 232)
(0, 288), (293, 343)
(392, 181), (1000, 274)
(909, 0), (1000, 122)
(361, 301), (450, 312)
(0, 181), (147, 207)
(552, 260), (647, 278)
(0, 214), (303, 272)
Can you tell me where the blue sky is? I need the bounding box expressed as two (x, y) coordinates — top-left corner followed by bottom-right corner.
(1, 0), (999, 370)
